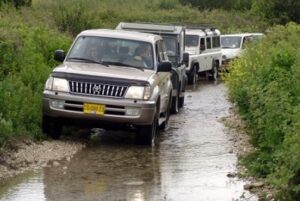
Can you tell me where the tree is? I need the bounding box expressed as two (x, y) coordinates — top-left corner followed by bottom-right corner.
(0, 0), (31, 8)
(252, 0), (300, 24)
(179, 0), (252, 10)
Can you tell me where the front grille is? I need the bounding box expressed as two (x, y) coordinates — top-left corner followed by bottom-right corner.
(69, 81), (128, 98)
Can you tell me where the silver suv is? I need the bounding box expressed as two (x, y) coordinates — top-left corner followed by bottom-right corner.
(42, 29), (173, 145)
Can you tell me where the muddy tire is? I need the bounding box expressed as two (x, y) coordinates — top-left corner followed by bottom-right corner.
(136, 115), (158, 146)
(42, 116), (63, 139)
(160, 94), (172, 130)
(171, 94), (179, 114)
(178, 96), (185, 108)
(208, 62), (218, 81)
(188, 67), (197, 85)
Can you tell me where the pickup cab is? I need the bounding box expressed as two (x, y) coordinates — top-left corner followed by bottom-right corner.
(42, 29), (173, 145)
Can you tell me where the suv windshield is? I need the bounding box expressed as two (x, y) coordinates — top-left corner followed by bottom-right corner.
(221, 36), (242, 49)
(185, 35), (199, 47)
(162, 36), (177, 63)
(67, 36), (154, 69)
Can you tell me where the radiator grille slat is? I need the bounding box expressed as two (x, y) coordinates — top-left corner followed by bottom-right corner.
(69, 81), (127, 98)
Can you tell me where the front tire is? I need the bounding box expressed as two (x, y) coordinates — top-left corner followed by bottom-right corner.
(208, 62), (218, 81)
(188, 67), (197, 85)
(42, 116), (63, 139)
(178, 96), (185, 108)
(171, 94), (179, 114)
(136, 113), (158, 145)
(160, 94), (172, 130)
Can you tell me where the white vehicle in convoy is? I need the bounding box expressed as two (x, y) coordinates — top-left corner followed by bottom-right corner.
(221, 33), (264, 67)
(185, 26), (222, 84)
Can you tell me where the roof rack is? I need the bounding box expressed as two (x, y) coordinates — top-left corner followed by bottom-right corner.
(117, 22), (185, 35)
(185, 24), (216, 31)
(119, 22), (176, 32)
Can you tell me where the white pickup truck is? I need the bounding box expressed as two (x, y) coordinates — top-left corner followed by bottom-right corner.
(185, 27), (222, 84)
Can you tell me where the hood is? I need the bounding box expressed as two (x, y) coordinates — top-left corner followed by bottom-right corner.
(185, 47), (197, 55)
(221, 49), (242, 60)
(53, 62), (155, 83)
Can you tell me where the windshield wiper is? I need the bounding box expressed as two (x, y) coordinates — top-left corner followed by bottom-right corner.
(104, 61), (144, 71)
(67, 57), (109, 67)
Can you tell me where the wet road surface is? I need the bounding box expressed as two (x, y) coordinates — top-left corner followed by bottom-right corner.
(0, 81), (257, 201)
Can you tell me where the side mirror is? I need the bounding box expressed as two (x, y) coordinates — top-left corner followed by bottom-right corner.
(158, 61), (172, 72)
(183, 52), (189, 65)
(54, 50), (65, 62)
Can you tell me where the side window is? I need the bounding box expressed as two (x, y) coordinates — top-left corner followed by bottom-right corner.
(212, 36), (220, 48)
(200, 38), (206, 52)
(206, 37), (212, 49)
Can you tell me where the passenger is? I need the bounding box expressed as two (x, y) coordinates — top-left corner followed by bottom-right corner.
(134, 45), (152, 68)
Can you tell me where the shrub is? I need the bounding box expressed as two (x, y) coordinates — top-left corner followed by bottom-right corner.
(225, 22), (300, 200)
(0, 8), (72, 147)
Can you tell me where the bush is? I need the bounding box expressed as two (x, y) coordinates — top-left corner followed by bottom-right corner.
(0, 0), (31, 8)
(225, 23), (300, 199)
(40, 0), (267, 36)
(252, 0), (300, 24)
(0, 7), (72, 147)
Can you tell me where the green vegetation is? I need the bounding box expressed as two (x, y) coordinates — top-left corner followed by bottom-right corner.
(0, 6), (71, 147)
(225, 23), (300, 200)
(181, 0), (300, 24)
(34, 0), (266, 36)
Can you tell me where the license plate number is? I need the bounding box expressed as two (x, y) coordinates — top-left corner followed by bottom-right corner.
(83, 103), (105, 116)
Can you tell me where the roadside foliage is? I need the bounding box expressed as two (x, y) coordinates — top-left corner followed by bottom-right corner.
(225, 23), (300, 200)
(0, 7), (71, 146)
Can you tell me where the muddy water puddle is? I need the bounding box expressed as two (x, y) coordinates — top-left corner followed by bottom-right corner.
(0, 81), (257, 201)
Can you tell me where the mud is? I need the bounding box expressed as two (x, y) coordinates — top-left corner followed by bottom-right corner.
(0, 81), (258, 201)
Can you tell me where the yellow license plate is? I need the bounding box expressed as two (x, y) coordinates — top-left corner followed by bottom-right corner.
(83, 103), (105, 116)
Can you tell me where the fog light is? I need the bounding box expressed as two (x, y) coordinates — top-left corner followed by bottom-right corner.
(125, 107), (140, 116)
(50, 99), (65, 109)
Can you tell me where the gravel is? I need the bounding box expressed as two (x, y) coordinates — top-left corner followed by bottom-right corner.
(221, 106), (277, 201)
(0, 139), (85, 182)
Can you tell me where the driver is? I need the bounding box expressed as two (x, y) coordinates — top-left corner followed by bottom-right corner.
(134, 45), (152, 68)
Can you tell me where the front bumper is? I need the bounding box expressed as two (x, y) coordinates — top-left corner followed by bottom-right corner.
(42, 90), (156, 126)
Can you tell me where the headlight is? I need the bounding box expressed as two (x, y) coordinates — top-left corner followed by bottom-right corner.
(125, 86), (151, 100)
(45, 77), (53, 90)
(44, 77), (69, 92)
